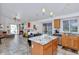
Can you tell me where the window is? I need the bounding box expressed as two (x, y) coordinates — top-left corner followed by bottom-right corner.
(70, 20), (78, 32)
(63, 19), (78, 33)
(63, 20), (69, 32)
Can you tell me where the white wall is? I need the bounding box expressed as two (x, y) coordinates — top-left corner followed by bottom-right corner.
(30, 13), (79, 34)
(30, 21), (43, 33)
(0, 16), (18, 31)
(30, 18), (53, 33)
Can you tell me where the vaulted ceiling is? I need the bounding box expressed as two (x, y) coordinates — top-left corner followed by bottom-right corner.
(0, 3), (79, 21)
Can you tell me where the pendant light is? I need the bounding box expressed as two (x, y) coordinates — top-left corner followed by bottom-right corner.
(42, 8), (46, 13)
(50, 12), (53, 16)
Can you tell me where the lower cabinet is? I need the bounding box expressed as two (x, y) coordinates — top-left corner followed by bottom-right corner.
(31, 39), (58, 55)
(68, 36), (73, 48)
(43, 41), (53, 55)
(62, 33), (68, 47)
(73, 38), (79, 50)
(52, 39), (58, 54)
(62, 33), (79, 51)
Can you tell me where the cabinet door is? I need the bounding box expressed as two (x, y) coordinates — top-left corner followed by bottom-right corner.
(54, 19), (60, 28)
(68, 36), (79, 50)
(61, 34), (65, 46)
(32, 42), (43, 55)
(62, 34), (68, 47)
(43, 41), (52, 55)
(52, 39), (58, 54)
(68, 36), (73, 48)
(72, 37), (79, 50)
(43, 45), (52, 55)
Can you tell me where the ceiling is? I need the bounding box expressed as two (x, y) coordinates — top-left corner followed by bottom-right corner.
(0, 3), (79, 21)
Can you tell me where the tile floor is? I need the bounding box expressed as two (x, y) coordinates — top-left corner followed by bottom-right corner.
(0, 35), (31, 55)
(0, 35), (78, 55)
(57, 46), (77, 55)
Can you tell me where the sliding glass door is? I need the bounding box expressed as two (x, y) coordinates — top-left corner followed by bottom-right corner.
(43, 23), (52, 35)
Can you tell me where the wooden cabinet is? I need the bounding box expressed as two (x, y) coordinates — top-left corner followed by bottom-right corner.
(61, 33), (79, 51)
(43, 41), (53, 55)
(52, 39), (58, 54)
(61, 33), (68, 47)
(32, 42), (43, 55)
(31, 39), (58, 55)
(72, 37), (79, 50)
(54, 19), (60, 28)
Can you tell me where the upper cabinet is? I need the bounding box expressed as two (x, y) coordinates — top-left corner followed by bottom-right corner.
(54, 19), (60, 28)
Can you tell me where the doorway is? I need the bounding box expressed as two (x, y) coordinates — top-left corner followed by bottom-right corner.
(10, 24), (18, 34)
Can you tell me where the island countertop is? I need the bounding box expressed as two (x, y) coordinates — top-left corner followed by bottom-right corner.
(29, 35), (57, 45)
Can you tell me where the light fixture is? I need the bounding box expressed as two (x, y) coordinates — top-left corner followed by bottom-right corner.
(42, 8), (46, 13)
(0, 24), (4, 28)
(41, 8), (55, 17)
(50, 12), (53, 16)
(16, 13), (20, 19)
(13, 13), (21, 20)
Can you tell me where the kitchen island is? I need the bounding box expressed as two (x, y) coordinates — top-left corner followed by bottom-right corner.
(29, 35), (58, 55)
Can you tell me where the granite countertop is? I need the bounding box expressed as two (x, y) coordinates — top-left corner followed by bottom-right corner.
(64, 33), (79, 36)
(29, 35), (57, 45)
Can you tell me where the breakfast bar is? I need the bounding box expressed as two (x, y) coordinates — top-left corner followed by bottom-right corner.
(29, 35), (58, 55)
